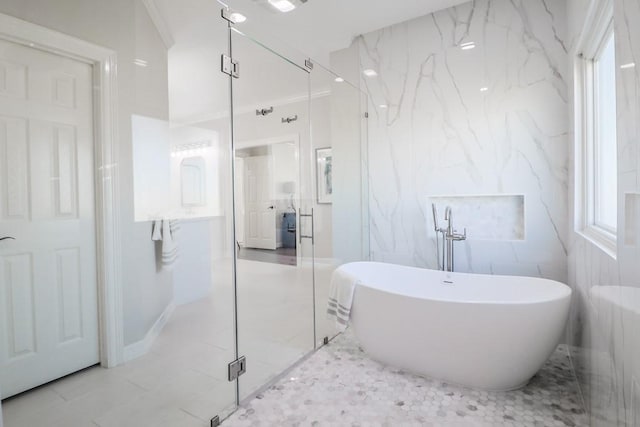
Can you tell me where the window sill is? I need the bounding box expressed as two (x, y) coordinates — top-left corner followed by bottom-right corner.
(578, 226), (617, 260)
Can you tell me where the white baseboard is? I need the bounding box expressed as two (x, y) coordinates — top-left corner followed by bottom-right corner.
(123, 302), (175, 362)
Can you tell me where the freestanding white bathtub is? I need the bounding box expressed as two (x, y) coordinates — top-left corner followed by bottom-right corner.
(345, 262), (571, 391)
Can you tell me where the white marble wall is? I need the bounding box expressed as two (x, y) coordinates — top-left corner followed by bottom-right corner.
(358, 0), (569, 281)
(566, 0), (640, 425)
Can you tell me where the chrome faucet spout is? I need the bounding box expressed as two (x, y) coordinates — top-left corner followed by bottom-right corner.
(431, 204), (468, 272)
(440, 206), (467, 272)
(445, 206), (453, 236)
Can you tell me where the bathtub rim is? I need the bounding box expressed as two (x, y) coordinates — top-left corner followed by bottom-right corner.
(342, 261), (572, 305)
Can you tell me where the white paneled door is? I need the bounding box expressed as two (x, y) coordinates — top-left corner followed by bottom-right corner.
(0, 39), (99, 398)
(243, 155), (277, 250)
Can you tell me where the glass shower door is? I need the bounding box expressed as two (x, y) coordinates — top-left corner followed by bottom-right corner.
(310, 64), (370, 347)
(0, 2), (239, 427)
(127, 4), (240, 425)
(230, 30), (315, 400)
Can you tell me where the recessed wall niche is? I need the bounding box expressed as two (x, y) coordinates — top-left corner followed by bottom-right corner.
(428, 195), (525, 241)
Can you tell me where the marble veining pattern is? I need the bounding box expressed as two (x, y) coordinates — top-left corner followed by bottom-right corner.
(223, 330), (587, 427)
(359, 0), (569, 282)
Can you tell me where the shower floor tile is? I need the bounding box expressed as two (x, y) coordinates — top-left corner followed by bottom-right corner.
(222, 330), (588, 427)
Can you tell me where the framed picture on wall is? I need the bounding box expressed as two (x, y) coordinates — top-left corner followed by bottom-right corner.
(316, 148), (333, 204)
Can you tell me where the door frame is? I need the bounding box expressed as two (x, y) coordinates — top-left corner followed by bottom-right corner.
(235, 134), (301, 251)
(0, 13), (123, 368)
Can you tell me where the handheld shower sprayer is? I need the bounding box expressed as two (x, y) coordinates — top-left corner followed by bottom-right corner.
(432, 203), (445, 270)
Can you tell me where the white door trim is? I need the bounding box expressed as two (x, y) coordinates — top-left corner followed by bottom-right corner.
(236, 134), (301, 254)
(0, 13), (124, 368)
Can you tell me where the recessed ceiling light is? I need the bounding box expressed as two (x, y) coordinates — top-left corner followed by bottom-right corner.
(460, 42), (476, 50)
(620, 62), (636, 69)
(480, 87), (488, 92)
(363, 69), (378, 77)
(229, 12), (247, 23)
(334, 77), (344, 83)
(134, 59), (148, 67)
(379, 104), (388, 109)
(268, 0), (296, 12)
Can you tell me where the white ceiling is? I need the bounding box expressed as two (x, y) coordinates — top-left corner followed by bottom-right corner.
(152, 0), (470, 64)
(224, 0), (470, 63)
(149, 0), (469, 122)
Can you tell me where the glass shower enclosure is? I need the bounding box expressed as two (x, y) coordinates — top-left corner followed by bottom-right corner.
(0, 2), (368, 426)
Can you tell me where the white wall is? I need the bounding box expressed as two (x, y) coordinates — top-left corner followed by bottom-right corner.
(131, 115), (171, 220)
(171, 218), (226, 305)
(359, 0), (569, 281)
(566, 0), (640, 425)
(330, 45), (369, 264)
(311, 96), (335, 260)
(0, 0), (174, 347)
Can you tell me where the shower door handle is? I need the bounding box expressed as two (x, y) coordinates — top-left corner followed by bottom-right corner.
(0, 236), (15, 241)
(299, 209), (314, 245)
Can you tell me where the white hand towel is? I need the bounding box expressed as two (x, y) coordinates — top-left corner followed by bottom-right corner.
(151, 220), (163, 241)
(161, 219), (178, 269)
(326, 266), (360, 332)
(169, 219), (181, 237)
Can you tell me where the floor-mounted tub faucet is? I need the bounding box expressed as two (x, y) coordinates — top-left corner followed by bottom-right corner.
(444, 206), (466, 272)
(432, 204), (467, 272)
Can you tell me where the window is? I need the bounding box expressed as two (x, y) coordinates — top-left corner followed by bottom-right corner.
(592, 31), (617, 232)
(576, 3), (617, 256)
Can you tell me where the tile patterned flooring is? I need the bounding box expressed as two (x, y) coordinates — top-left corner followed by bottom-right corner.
(2, 256), (587, 427)
(223, 330), (589, 427)
(2, 259), (331, 427)
(238, 247), (298, 266)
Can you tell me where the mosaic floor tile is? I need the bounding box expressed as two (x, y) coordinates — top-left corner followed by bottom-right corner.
(222, 330), (588, 427)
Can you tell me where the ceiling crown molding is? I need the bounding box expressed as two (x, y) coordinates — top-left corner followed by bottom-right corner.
(141, 0), (175, 49)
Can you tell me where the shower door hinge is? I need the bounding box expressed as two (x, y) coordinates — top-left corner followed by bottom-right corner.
(221, 8), (231, 23)
(364, 112), (369, 118)
(305, 58), (314, 70)
(221, 54), (240, 78)
(228, 355), (247, 381)
(220, 8), (233, 23)
(210, 415), (220, 427)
